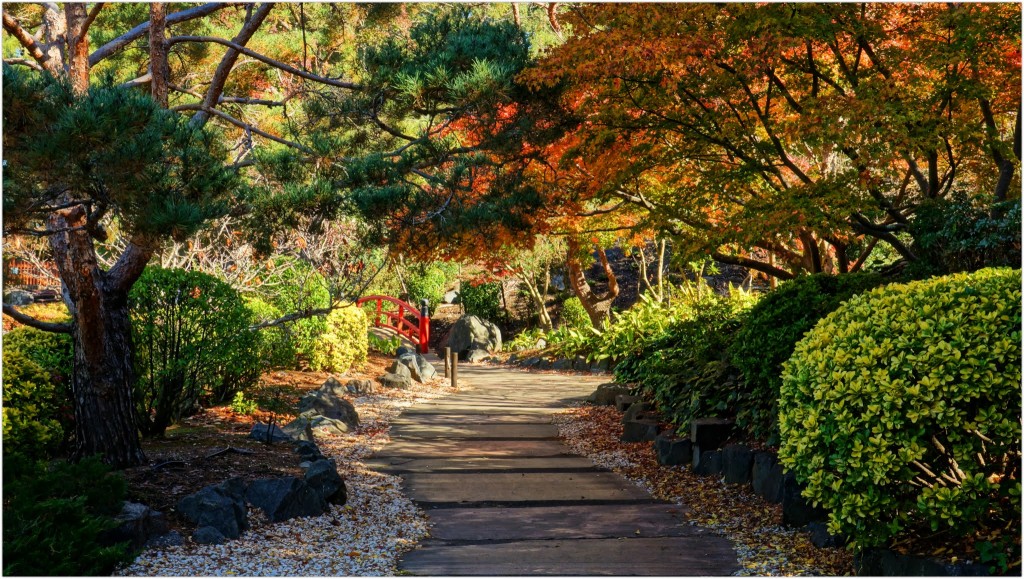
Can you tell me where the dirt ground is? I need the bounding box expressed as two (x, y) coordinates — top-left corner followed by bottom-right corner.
(121, 354), (395, 535)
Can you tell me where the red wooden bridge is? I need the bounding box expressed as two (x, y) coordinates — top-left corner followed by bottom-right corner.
(356, 295), (431, 354)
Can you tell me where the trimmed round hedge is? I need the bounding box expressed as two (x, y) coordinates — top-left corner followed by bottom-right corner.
(309, 304), (368, 374)
(559, 296), (591, 329)
(729, 272), (887, 442)
(778, 268), (1021, 552)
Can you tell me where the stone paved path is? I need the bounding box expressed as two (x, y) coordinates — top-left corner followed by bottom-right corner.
(368, 360), (739, 576)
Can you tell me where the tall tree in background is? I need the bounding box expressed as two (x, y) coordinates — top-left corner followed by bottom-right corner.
(523, 3), (1021, 279)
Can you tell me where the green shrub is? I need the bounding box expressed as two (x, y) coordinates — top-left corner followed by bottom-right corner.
(245, 296), (298, 369)
(779, 268), (1021, 561)
(615, 290), (756, 434)
(368, 332), (401, 355)
(2, 326), (75, 458)
(309, 305), (368, 373)
(2, 454), (134, 576)
(909, 194), (1021, 277)
(261, 259), (331, 367)
(728, 273), (888, 442)
(505, 328), (546, 351)
(230, 391), (258, 415)
(131, 267), (261, 436)
(2, 349), (65, 460)
(404, 261), (459, 307)
(461, 281), (504, 322)
(559, 296), (590, 329)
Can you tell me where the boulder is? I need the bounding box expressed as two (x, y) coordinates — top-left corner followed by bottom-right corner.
(442, 290), (460, 304)
(394, 353), (437, 383)
(304, 459), (347, 505)
(294, 440), (326, 462)
(465, 349), (489, 363)
(286, 411), (354, 436)
(807, 522), (843, 549)
(507, 354), (519, 364)
(177, 478), (248, 539)
(550, 274), (566, 292)
(3, 289), (33, 306)
(585, 383), (631, 406)
(690, 418), (735, 451)
(621, 419), (660, 442)
(573, 356), (590, 370)
(535, 338), (547, 349)
(522, 357), (541, 368)
(614, 394), (638, 412)
(192, 526), (227, 545)
(345, 379), (375, 396)
(245, 477), (328, 523)
(281, 418), (315, 442)
(694, 450), (723, 476)
(537, 359), (553, 370)
(854, 548), (991, 576)
(722, 444), (754, 485)
(396, 345), (416, 357)
(248, 422), (293, 443)
(448, 315), (502, 357)
(653, 433), (692, 466)
(591, 359), (611, 373)
(379, 372), (412, 389)
(298, 383), (360, 430)
(622, 401), (655, 423)
(752, 453), (783, 503)
(108, 501), (170, 550)
(551, 358), (573, 371)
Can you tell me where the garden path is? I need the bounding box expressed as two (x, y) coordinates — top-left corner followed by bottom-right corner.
(368, 359), (739, 575)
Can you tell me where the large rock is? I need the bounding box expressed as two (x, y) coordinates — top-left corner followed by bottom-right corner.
(551, 358), (573, 371)
(297, 382), (360, 430)
(107, 501), (170, 550)
(622, 401), (655, 423)
(193, 526), (227, 545)
(379, 372), (412, 389)
(345, 379), (375, 396)
(245, 477), (327, 523)
(585, 383), (631, 406)
(442, 290), (460, 304)
(690, 418), (735, 451)
(304, 459), (347, 505)
(3, 289), (33, 306)
(393, 353), (438, 383)
(447, 315), (502, 358)
(294, 440), (326, 463)
(653, 433), (692, 466)
(177, 478), (248, 539)
(621, 419), (660, 442)
(722, 444), (754, 485)
(854, 548), (992, 576)
(249, 422), (293, 443)
(752, 453), (783, 503)
(694, 450), (723, 476)
(465, 349), (489, 363)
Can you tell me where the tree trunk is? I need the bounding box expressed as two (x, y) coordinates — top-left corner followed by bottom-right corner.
(566, 237), (619, 327)
(49, 205), (148, 468)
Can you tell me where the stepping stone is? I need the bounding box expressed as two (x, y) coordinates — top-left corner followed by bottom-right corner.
(399, 537), (739, 576)
(399, 472), (652, 504)
(424, 504), (695, 541)
(376, 439), (574, 458)
(389, 423), (560, 440)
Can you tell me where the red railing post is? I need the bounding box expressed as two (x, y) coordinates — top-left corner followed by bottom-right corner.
(375, 299), (382, 327)
(419, 299), (430, 354)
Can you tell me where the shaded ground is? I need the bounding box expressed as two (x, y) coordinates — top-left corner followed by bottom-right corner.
(122, 354), (395, 536)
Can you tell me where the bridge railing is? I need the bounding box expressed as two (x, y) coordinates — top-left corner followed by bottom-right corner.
(355, 295), (430, 354)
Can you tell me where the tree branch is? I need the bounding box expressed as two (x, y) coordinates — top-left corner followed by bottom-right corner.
(2, 11), (49, 68)
(82, 2), (105, 38)
(2, 303), (72, 333)
(190, 3), (274, 127)
(712, 251), (795, 280)
(3, 57), (44, 71)
(171, 104), (315, 153)
(168, 35), (362, 90)
(88, 2), (230, 66)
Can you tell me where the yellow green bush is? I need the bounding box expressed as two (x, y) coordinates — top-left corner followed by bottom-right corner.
(778, 268), (1021, 562)
(2, 348), (65, 460)
(309, 304), (369, 373)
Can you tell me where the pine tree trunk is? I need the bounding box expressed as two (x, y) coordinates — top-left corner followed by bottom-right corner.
(49, 206), (148, 468)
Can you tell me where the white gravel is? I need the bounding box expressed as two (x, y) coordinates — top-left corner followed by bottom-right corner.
(118, 377), (456, 576)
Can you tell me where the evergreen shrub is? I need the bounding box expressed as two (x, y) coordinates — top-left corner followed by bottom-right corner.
(262, 258), (331, 366)
(778, 268), (1022, 561)
(245, 296), (298, 369)
(728, 272), (888, 441)
(2, 348), (66, 460)
(131, 267), (261, 436)
(2, 455), (134, 576)
(461, 281), (503, 322)
(309, 305), (368, 373)
(559, 296), (590, 329)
